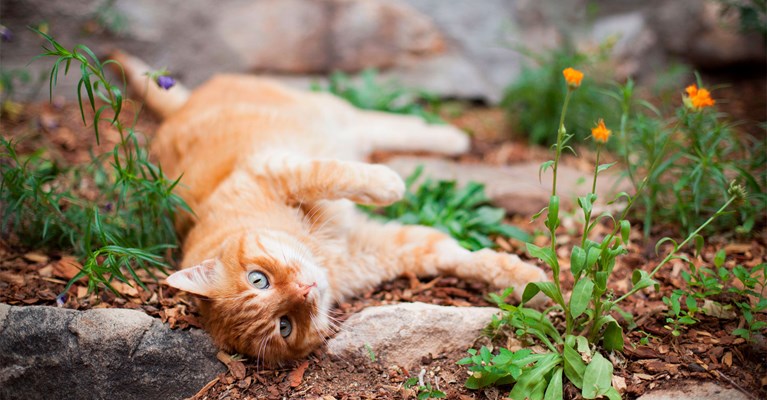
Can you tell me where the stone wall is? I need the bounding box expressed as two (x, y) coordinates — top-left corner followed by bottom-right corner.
(0, 0), (763, 103)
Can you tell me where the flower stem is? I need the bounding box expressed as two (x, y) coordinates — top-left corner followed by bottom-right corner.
(552, 89), (573, 197)
(612, 196), (736, 306)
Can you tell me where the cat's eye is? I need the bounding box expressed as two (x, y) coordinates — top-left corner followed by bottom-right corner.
(247, 271), (269, 289)
(279, 316), (292, 338)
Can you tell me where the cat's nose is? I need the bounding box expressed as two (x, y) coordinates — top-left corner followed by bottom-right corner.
(297, 282), (317, 300)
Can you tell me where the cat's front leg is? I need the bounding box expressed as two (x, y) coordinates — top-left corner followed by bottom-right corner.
(247, 153), (405, 205)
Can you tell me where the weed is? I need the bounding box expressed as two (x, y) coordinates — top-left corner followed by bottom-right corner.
(662, 291), (700, 337)
(312, 68), (444, 124)
(501, 42), (618, 146)
(608, 76), (766, 237)
(404, 375), (446, 400)
(364, 165), (532, 250)
(458, 67), (741, 399)
(0, 29), (189, 296)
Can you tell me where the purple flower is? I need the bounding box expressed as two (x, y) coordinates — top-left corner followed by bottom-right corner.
(56, 293), (66, 307)
(0, 25), (12, 42)
(103, 202), (113, 212)
(156, 75), (176, 90)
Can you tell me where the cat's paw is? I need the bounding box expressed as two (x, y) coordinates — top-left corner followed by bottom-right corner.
(352, 165), (405, 206)
(484, 251), (549, 307)
(429, 126), (470, 155)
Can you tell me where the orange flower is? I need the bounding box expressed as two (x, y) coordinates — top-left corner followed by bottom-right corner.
(591, 118), (611, 143)
(563, 67), (583, 88)
(684, 84), (715, 110)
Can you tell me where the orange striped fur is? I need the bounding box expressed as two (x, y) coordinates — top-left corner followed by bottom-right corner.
(114, 51), (547, 364)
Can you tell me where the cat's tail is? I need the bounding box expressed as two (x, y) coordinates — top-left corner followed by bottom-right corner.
(109, 50), (190, 119)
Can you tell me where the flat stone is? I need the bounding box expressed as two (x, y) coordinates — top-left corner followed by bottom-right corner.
(636, 381), (749, 400)
(0, 304), (224, 400)
(384, 156), (629, 216)
(327, 302), (498, 368)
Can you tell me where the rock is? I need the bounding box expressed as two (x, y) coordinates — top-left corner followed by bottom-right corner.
(0, 303), (10, 334)
(591, 11), (661, 80)
(217, 0), (445, 74)
(384, 156), (629, 216)
(648, 0), (766, 68)
(0, 304), (224, 400)
(636, 381), (749, 400)
(326, 302), (498, 368)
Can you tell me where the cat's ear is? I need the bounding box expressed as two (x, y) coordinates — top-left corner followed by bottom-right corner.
(165, 258), (221, 297)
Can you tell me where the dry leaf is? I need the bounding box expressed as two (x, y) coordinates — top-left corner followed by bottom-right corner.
(24, 252), (49, 264)
(288, 360), (309, 388)
(228, 360), (246, 380)
(54, 257), (82, 280)
(611, 375), (627, 393)
(723, 352), (732, 367)
(0, 271), (24, 286)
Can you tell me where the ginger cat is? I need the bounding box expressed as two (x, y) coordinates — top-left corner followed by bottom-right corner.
(113, 51), (548, 364)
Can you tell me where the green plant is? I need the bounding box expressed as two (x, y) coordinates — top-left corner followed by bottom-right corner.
(364, 165), (532, 250)
(457, 67), (742, 400)
(0, 29), (189, 296)
(715, 0), (767, 34)
(501, 41), (618, 146)
(312, 68), (444, 124)
(404, 376), (446, 400)
(89, 0), (129, 35)
(608, 76), (766, 237)
(662, 291), (700, 337)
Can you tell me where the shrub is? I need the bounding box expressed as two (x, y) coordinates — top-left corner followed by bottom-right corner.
(312, 68), (444, 124)
(0, 29), (189, 296)
(458, 67), (741, 400)
(501, 42), (618, 146)
(608, 76), (766, 237)
(364, 165), (532, 250)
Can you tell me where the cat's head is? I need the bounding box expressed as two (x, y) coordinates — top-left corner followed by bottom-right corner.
(166, 231), (333, 363)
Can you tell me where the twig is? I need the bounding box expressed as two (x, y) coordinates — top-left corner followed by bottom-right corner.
(712, 370), (758, 400)
(188, 377), (219, 400)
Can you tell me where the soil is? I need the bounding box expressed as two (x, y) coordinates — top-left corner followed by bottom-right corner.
(1, 81), (766, 399)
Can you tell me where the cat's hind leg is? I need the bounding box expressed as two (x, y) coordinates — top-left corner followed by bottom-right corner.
(332, 214), (548, 304)
(351, 110), (470, 155)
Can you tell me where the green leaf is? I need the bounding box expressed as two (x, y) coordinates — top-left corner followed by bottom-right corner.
(582, 353), (614, 399)
(570, 245), (587, 279)
(563, 343), (586, 389)
(714, 249), (726, 268)
(539, 160), (555, 182)
(543, 368), (563, 400)
(694, 235), (704, 258)
(631, 269), (658, 292)
(570, 277), (594, 319)
(522, 281), (565, 306)
(596, 162), (617, 174)
(509, 353), (561, 400)
(620, 220), (630, 244)
(603, 320), (624, 351)
(526, 243), (559, 269)
(545, 195), (560, 231)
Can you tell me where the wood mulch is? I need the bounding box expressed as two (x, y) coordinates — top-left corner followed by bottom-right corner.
(1, 97), (765, 399)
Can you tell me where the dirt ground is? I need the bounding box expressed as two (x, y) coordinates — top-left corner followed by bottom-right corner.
(1, 74), (766, 399)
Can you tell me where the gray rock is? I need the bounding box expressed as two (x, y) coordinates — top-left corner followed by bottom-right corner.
(0, 304), (224, 400)
(384, 156), (628, 216)
(648, 0), (766, 67)
(327, 302), (498, 368)
(636, 381), (749, 400)
(591, 11), (662, 80)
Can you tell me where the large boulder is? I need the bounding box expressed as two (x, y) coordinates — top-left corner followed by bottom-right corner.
(0, 303), (224, 400)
